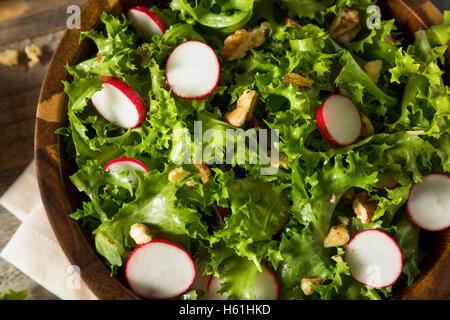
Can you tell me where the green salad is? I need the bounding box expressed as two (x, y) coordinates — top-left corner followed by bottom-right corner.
(58, 0), (450, 300)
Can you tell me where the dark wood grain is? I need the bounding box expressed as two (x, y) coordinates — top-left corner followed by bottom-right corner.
(34, 0), (450, 300)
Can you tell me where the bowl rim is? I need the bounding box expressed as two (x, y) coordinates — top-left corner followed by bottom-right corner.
(34, 0), (450, 300)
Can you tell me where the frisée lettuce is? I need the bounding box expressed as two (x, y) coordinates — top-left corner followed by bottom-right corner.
(57, 0), (450, 300)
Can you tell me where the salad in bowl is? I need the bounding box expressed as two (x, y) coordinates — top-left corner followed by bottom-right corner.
(56, 0), (450, 300)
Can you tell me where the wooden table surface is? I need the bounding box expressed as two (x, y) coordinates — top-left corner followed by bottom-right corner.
(0, 0), (448, 300)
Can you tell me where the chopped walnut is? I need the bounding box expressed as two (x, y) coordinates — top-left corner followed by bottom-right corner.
(301, 278), (324, 296)
(363, 60), (383, 83)
(168, 167), (189, 182)
(97, 51), (105, 63)
(224, 89), (258, 127)
(327, 192), (337, 205)
(0, 49), (19, 67)
(329, 8), (361, 43)
(337, 216), (350, 226)
(360, 114), (375, 137)
(331, 255), (343, 263)
(270, 152), (289, 170)
(185, 180), (198, 187)
(221, 22), (270, 61)
(24, 44), (42, 68)
(406, 130), (426, 136)
(353, 193), (377, 224)
(194, 163), (211, 184)
(130, 223), (152, 245)
(283, 72), (314, 90)
(324, 224), (350, 248)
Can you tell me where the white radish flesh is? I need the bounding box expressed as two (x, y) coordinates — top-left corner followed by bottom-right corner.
(91, 77), (146, 129)
(125, 239), (196, 299)
(165, 41), (220, 99)
(345, 230), (403, 288)
(253, 264), (279, 300)
(316, 94), (362, 146)
(407, 174), (450, 231)
(104, 157), (148, 185)
(127, 7), (166, 39)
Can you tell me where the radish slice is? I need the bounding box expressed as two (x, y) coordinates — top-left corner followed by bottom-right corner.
(374, 173), (398, 190)
(104, 157), (148, 185)
(316, 94), (362, 146)
(165, 40), (220, 100)
(205, 276), (227, 300)
(283, 17), (301, 29)
(205, 264), (279, 300)
(125, 238), (196, 299)
(345, 230), (403, 288)
(127, 7), (167, 39)
(91, 76), (147, 129)
(254, 264), (279, 300)
(385, 35), (396, 43)
(335, 87), (352, 98)
(407, 174), (450, 231)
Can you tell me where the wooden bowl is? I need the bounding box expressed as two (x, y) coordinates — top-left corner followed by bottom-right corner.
(34, 0), (450, 300)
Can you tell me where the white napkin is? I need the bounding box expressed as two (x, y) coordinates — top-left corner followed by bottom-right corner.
(0, 161), (98, 300)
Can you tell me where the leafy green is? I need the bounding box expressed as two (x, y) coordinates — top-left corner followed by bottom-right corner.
(0, 290), (28, 300)
(58, 1), (450, 300)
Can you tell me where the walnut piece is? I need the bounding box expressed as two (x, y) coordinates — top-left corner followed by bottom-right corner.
(331, 255), (343, 263)
(0, 49), (19, 67)
(327, 192), (337, 205)
(329, 8), (361, 43)
(24, 44), (42, 68)
(323, 224), (350, 248)
(301, 278), (324, 296)
(353, 193), (377, 224)
(283, 72), (314, 90)
(221, 22), (270, 61)
(168, 167), (190, 182)
(360, 114), (375, 137)
(194, 163), (211, 184)
(224, 89), (258, 127)
(270, 152), (289, 170)
(130, 223), (152, 245)
(338, 215), (350, 226)
(363, 60), (383, 83)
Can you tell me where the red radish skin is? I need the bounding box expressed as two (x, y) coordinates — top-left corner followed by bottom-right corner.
(127, 7), (167, 38)
(104, 157), (149, 185)
(165, 40), (220, 100)
(283, 17), (301, 29)
(205, 264), (279, 300)
(407, 174), (450, 231)
(316, 94), (362, 146)
(125, 238), (196, 300)
(216, 207), (228, 224)
(345, 230), (403, 289)
(104, 157), (149, 173)
(385, 35), (396, 43)
(91, 76), (147, 129)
